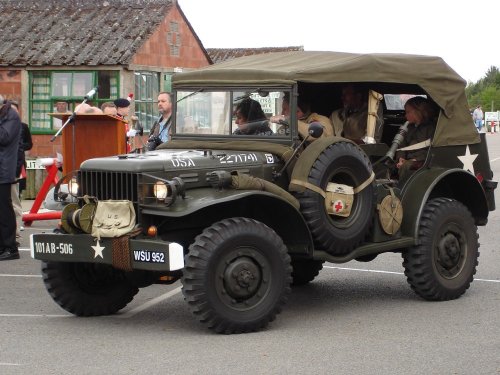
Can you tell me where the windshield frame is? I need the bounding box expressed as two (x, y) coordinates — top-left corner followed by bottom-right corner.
(172, 86), (298, 144)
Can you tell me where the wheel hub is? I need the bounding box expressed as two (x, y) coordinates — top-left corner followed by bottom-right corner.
(437, 232), (464, 277)
(223, 256), (261, 299)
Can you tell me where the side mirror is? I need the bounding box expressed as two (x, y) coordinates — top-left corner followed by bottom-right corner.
(308, 122), (324, 138)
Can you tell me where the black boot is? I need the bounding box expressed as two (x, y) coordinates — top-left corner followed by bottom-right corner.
(0, 248), (20, 261)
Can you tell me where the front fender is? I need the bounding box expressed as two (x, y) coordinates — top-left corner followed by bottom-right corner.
(400, 167), (489, 238)
(141, 188), (314, 256)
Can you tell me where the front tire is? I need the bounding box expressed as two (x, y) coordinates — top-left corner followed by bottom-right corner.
(182, 217), (292, 334)
(402, 198), (479, 301)
(42, 261), (139, 316)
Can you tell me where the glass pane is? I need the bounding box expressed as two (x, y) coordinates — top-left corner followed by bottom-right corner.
(52, 72), (71, 96)
(134, 73), (141, 100)
(177, 91), (230, 135)
(97, 71), (117, 99)
(32, 72), (50, 100)
(73, 72), (93, 97)
(163, 74), (172, 92)
(31, 102), (51, 130)
(110, 74), (118, 98)
(52, 101), (70, 130)
(145, 74), (152, 100)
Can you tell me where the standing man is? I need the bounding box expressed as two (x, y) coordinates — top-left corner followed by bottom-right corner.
(473, 105), (484, 132)
(147, 92), (172, 151)
(0, 95), (22, 261)
(114, 97), (133, 152)
(10, 101), (33, 242)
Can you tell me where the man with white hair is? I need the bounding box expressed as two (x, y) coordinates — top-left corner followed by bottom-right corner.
(0, 94), (22, 260)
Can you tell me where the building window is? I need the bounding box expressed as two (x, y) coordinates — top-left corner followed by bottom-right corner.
(29, 70), (119, 134)
(134, 71), (160, 131)
(52, 72), (93, 97)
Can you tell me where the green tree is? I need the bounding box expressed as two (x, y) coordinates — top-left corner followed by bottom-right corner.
(466, 66), (500, 111)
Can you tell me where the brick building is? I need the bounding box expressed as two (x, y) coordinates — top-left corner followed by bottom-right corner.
(0, 0), (211, 158)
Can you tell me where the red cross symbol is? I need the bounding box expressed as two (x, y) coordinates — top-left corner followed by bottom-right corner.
(333, 200), (344, 212)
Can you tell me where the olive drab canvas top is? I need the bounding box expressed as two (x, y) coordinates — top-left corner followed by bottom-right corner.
(172, 51), (479, 147)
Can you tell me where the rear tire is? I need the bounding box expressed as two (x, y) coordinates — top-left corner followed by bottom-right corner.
(402, 198), (479, 301)
(182, 217), (292, 334)
(291, 259), (324, 286)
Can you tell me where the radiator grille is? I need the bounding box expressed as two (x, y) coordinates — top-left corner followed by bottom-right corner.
(78, 171), (138, 203)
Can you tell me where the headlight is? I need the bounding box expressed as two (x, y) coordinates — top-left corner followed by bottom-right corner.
(68, 177), (79, 196)
(154, 181), (168, 201)
(144, 175), (185, 206)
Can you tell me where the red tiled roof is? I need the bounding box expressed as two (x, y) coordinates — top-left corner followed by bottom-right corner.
(207, 46), (304, 64)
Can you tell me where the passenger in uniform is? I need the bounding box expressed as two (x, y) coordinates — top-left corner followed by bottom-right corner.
(330, 84), (383, 144)
(395, 96), (437, 183)
(270, 93), (333, 140)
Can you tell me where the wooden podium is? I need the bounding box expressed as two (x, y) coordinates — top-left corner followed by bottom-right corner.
(50, 113), (127, 173)
(23, 114), (127, 226)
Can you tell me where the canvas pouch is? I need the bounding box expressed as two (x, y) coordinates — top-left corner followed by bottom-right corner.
(325, 183), (354, 217)
(91, 200), (136, 240)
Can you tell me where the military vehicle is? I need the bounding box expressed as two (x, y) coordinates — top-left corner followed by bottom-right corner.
(31, 51), (497, 334)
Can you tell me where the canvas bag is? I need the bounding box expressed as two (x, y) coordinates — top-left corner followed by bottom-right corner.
(91, 200), (136, 240)
(324, 182), (354, 217)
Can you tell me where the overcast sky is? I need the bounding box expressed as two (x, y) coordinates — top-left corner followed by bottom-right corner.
(178, 0), (499, 83)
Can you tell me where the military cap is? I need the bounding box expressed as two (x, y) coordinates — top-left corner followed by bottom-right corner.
(114, 98), (130, 108)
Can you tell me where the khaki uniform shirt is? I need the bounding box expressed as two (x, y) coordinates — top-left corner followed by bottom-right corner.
(330, 104), (383, 143)
(298, 112), (334, 139)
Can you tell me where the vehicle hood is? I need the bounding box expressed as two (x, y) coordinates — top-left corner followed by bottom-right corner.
(79, 147), (279, 172)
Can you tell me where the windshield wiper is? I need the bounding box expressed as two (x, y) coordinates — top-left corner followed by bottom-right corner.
(177, 89), (204, 103)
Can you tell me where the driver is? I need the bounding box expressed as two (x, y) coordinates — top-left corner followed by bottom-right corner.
(233, 98), (273, 135)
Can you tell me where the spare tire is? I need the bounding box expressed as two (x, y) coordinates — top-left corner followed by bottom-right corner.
(297, 141), (375, 255)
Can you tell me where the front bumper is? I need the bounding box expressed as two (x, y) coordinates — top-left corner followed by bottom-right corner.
(30, 233), (184, 272)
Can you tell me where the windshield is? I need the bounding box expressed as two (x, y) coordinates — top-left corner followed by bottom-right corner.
(175, 89), (290, 138)
(384, 94), (427, 110)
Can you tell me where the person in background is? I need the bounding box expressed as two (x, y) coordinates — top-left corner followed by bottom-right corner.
(101, 101), (118, 116)
(114, 98), (131, 120)
(10, 101), (33, 241)
(472, 105), (483, 132)
(75, 102), (103, 114)
(330, 84), (383, 144)
(53, 101), (69, 129)
(147, 92), (173, 150)
(114, 97), (134, 152)
(395, 96), (437, 183)
(0, 95), (22, 260)
(233, 98), (273, 136)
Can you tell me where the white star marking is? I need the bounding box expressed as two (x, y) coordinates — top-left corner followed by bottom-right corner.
(457, 145), (478, 174)
(91, 240), (105, 259)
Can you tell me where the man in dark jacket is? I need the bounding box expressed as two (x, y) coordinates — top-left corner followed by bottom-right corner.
(147, 92), (172, 151)
(11, 101), (33, 240)
(0, 95), (22, 260)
